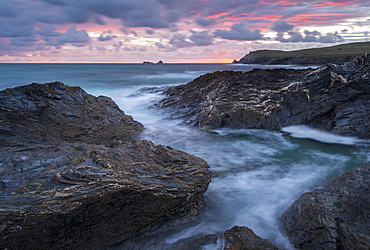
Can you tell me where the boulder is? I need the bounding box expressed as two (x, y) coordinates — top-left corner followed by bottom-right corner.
(0, 82), (211, 249)
(283, 162), (370, 249)
(170, 226), (280, 249)
(155, 54), (370, 138)
(224, 226), (280, 250)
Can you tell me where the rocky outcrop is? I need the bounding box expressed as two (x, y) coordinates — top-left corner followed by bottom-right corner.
(0, 82), (211, 249)
(155, 54), (370, 138)
(283, 162), (370, 249)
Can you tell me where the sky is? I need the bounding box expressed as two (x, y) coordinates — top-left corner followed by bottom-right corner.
(0, 0), (370, 63)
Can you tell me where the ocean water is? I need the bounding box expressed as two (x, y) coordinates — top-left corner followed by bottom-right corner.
(1, 63), (369, 249)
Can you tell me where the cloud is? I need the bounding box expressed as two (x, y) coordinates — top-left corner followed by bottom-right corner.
(167, 30), (214, 49)
(317, 32), (345, 43)
(169, 34), (193, 48)
(97, 34), (117, 41)
(214, 22), (264, 40)
(0, 14), (35, 38)
(189, 31), (214, 46)
(36, 25), (62, 37)
(272, 21), (345, 43)
(57, 26), (90, 44)
(9, 36), (38, 46)
(276, 30), (345, 43)
(195, 17), (217, 27)
(41, 0), (173, 28)
(271, 21), (295, 33)
(0, 0), (18, 18)
(146, 29), (155, 35)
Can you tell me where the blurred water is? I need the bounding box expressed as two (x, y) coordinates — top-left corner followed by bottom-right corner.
(0, 63), (368, 249)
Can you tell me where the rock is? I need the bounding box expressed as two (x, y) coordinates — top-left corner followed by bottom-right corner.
(155, 54), (370, 138)
(0, 81), (143, 145)
(0, 82), (211, 249)
(170, 226), (280, 250)
(224, 226), (280, 250)
(282, 162), (370, 249)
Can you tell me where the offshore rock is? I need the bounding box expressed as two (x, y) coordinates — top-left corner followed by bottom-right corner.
(0, 82), (211, 249)
(156, 54), (370, 138)
(283, 162), (370, 249)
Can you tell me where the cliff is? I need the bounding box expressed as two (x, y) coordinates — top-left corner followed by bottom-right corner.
(235, 42), (370, 65)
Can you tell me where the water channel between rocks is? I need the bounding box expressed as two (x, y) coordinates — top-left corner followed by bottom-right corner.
(1, 63), (369, 249)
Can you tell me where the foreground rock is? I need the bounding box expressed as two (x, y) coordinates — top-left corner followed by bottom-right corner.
(156, 54), (370, 138)
(0, 82), (211, 249)
(283, 162), (370, 249)
(171, 226), (280, 250)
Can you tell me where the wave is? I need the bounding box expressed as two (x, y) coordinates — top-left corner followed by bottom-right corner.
(281, 125), (362, 145)
(131, 71), (207, 80)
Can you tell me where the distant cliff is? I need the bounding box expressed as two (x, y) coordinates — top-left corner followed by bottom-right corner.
(234, 42), (370, 65)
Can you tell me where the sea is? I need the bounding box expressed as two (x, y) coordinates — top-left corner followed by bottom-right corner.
(1, 63), (369, 249)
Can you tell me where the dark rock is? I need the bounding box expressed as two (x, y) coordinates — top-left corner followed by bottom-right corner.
(224, 226), (280, 250)
(155, 54), (370, 138)
(170, 226), (280, 250)
(0, 81), (143, 145)
(0, 82), (211, 249)
(283, 162), (370, 249)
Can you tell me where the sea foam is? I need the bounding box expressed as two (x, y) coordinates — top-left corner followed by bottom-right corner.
(281, 125), (361, 145)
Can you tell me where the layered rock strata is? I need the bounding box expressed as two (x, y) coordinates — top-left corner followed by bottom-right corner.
(0, 82), (211, 249)
(283, 162), (370, 249)
(156, 54), (370, 138)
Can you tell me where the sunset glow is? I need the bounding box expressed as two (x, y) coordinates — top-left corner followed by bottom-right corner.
(0, 0), (369, 63)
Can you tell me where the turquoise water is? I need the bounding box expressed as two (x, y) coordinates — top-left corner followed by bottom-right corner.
(1, 63), (369, 249)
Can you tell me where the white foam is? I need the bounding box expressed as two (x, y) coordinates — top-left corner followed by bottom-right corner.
(281, 125), (361, 145)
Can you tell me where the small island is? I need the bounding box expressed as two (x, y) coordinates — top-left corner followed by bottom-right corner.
(142, 60), (164, 64)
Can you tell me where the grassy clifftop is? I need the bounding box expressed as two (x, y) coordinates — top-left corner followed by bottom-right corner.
(237, 42), (370, 65)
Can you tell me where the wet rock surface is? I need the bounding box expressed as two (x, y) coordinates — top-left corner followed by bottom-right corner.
(283, 162), (370, 249)
(156, 54), (370, 138)
(0, 82), (211, 249)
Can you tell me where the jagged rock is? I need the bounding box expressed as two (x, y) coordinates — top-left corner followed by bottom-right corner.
(282, 162), (370, 249)
(155, 54), (370, 138)
(0, 82), (211, 249)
